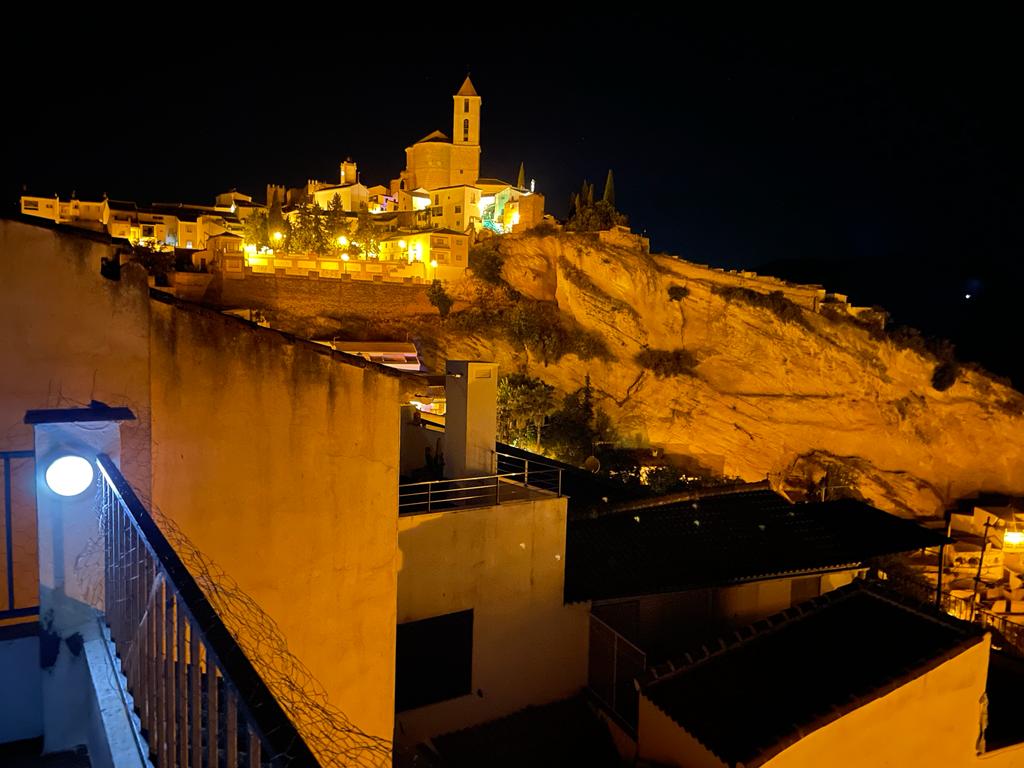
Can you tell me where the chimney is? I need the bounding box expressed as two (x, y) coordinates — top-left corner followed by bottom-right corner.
(445, 361), (497, 478)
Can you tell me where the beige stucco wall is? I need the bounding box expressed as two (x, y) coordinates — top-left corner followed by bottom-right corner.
(0, 221), (152, 617)
(639, 637), (990, 768)
(148, 300), (402, 745)
(395, 494), (589, 744)
(764, 637), (989, 767)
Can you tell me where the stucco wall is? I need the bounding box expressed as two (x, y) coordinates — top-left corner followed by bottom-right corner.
(762, 637), (989, 767)
(148, 299), (402, 744)
(639, 637), (990, 768)
(395, 494), (589, 744)
(0, 220), (151, 625)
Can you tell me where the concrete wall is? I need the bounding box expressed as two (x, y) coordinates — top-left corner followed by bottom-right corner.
(0, 221), (152, 631)
(761, 637), (990, 768)
(638, 637), (990, 768)
(395, 494), (589, 744)
(0, 629), (42, 742)
(149, 300), (403, 744)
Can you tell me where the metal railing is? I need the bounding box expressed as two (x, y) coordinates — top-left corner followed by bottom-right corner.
(398, 452), (562, 516)
(587, 613), (646, 733)
(1, 449), (38, 623)
(880, 571), (1024, 656)
(98, 454), (320, 767)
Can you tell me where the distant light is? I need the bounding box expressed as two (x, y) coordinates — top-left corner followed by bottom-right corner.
(399, 240), (407, 249)
(337, 235), (348, 246)
(45, 455), (94, 497)
(273, 231), (283, 241)
(341, 253), (350, 261)
(430, 259), (438, 268)
(965, 293), (972, 300)
(1006, 531), (1024, 546)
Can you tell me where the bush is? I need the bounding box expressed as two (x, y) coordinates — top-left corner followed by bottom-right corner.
(634, 348), (699, 378)
(469, 244), (505, 285)
(524, 220), (559, 237)
(667, 285), (689, 302)
(931, 361), (960, 391)
(712, 285), (809, 328)
(426, 279), (453, 318)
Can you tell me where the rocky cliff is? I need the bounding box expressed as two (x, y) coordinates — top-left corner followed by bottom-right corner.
(422, 232), (1024, 517)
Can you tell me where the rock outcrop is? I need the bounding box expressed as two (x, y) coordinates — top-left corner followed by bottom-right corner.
(427, 232), (1024, 517)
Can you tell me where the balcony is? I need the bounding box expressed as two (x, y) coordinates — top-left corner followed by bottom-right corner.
(1, 447), (320, 767)
(398, 452), (562, 516)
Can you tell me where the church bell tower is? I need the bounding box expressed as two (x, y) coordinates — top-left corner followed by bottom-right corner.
(453, 76), (481, 146)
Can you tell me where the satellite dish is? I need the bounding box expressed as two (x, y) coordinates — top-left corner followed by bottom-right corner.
(583, 455), (601, 473)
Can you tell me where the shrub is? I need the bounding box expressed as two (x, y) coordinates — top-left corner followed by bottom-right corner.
(667, 285), (689, 302)
(524, 220), (559, 237)
(634, 348), (699, 378)
(426, 279), (453, 318)
(931, 361), (960, 391)
(469, 244), (505, 285)
(712, 285), (809, 328)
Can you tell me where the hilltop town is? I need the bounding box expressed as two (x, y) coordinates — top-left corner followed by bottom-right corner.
(19, 77), (555, 286)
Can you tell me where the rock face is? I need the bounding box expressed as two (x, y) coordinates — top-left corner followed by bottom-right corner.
(429, 233), (1024, 517)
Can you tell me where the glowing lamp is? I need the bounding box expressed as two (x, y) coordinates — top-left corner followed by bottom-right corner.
(45, 455), (94, 497)
(1006, 531), (1024, 546)
(273, 231), (283, 242)
(399, 240), (407, 249)
(430, 259), (438, 268)
(337, 236), (348, 246)
(341, 253), (349, 261)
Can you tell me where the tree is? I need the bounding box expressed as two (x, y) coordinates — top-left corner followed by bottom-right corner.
(517, 162), (526, 189)
(497, 374), (557, 451)
(602, 169), (615, 207)
(267, 190), (285, 239)
(350, 211), (382, 259)
(242, 211), (270, 249)
(287, 203), (329, 256)
(325, 193), (349, 252)
(426, 279), (453, 317)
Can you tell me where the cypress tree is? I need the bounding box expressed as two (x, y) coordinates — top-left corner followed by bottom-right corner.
(602, 169), (616, 207)
(517, 162), (526, 189)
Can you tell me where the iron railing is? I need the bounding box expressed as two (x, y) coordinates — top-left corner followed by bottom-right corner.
(97, 454), (320, 767)
(880, 571), (1024, 656)
(398, 452), (562, 516)
(587, 613), (646, 733)
(1, 449), (38, 622)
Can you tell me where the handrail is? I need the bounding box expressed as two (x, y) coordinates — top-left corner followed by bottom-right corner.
(97, 454), (320, 767)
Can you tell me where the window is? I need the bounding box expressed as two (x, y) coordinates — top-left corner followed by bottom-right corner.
(434, 195), (439, 205)
(141, 225), (155, 238)
(431, 206), (443, 217)
(463, 119), (469, 142)
(464, 98), (469, 113)
(23, 200), (39, 211)
(396, 609), (473, 711)
(454, 205), (461, 214)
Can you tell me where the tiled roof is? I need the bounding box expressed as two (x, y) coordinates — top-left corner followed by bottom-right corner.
(564, 491), (946, 602)
(641, 582), (985, 767)
(429, 696), (619, 768)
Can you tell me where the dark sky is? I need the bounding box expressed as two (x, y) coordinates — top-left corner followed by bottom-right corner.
(5, 19), (1022, 383)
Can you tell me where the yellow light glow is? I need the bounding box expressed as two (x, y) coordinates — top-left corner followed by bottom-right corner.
(337, 236), (348, 246)
(273, 231), (283, 241)
(430, 259), (438, 268)
(511, 211), (520, 225)
(399, 240), (406, 249)
(1006, 531), (1024, 546)
(341, 253), (350, 261)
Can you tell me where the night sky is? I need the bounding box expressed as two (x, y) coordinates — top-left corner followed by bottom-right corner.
(5, 20), (1021, 385)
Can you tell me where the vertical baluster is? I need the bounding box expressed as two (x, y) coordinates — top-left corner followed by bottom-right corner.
(248, 726), (260, 768)
(103, 484), (112, 620)
(166, 591), (178, 767)
(190, 629), (201, 768)
(178, 607), (188, 768)
(207, 658), (219, 768)
(143, 553), (155, 742)
(225, 692), (238, 767)
(112, 496), (121, 639)
(154, 576), (166, 765)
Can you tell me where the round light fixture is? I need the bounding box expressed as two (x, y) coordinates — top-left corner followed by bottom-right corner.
(45, 455), (94, 497)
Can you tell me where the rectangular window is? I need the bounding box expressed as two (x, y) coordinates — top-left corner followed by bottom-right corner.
(434, 195), (439, 205)
(431, 206), (443, 217)
(464, 98), (469, 112)
(454, 205), (462, 214)
(396, 609), (473, 711)
(142, 225), (155, 237)
(23, 200), (39, 211)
